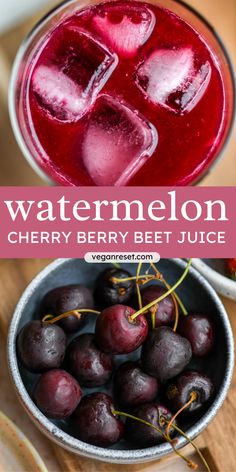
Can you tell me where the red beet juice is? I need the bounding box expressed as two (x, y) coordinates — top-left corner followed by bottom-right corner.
(12, 0), (234, 186)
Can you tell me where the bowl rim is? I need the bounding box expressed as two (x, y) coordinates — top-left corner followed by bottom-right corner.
(7, 258), (235, 464)
(192, 258), (236, 301)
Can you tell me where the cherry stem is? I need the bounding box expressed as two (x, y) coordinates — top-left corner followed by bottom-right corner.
(136, 262), (143, 311)
(130, 259), (192, 321)
(166, 391), (197, 442)
(111, 274), (155, 284)
(111, 262), (120, 269)
(150, 262), (187, 316)
(161, 276), (179, 331)
(112, 410), (199, 470)
(149, 263), (179, 330)
(174, 292), (188, 316)
(150, 305), (158, 330)
(42, 309), (100, 324)
(112, 409), (166, 438)
(172, 295), (179, 332)
(162, 418), (211, 472)
(111, 266), (187, 315)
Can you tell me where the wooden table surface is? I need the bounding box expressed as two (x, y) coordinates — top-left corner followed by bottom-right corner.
(0, 258), (236, 472)
(0, 0), (235, 186)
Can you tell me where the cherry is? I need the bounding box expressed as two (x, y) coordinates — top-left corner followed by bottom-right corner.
(114, 361), (159, 407)
(17, 320), (66, 373)
(166, 370), (214, 414)
(141, 284), (175, 327)
(178, 313), (214, 357)
(72, 393), (124, 446)
(141, 326), (192, 382)
(94, 268), (135, 307)
(125, 403), (176, 446)
(95, 304), (148, 354)
(41, 284), (94, 333)
(65, 333), (114, 387)
(33, 369), (82, 419)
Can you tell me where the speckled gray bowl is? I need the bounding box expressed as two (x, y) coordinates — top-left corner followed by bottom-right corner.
(7, 258), (234, 464)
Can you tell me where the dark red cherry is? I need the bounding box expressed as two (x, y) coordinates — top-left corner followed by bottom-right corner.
(17, 320), (66, 373)
(41, 284), (94, 333)
(65, 333), (114, 387)
(141, 285), (175, 327)
(125, 403), (176, 446)
(94, 268), (135, 307)
(141, 327), (192, 382)
(95, 304), (148, 354)
(72, 393), (124, 446)
(178, 313), (214, 357)
(166, 370), (214, 413)
(33, 369), (82, 419)
(114, 361), (159, 407)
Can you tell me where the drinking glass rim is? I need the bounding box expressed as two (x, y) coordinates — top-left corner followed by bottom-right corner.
(8, 0), (236, 187)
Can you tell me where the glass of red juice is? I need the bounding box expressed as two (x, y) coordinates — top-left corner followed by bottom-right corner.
(9, 0), (235, 186)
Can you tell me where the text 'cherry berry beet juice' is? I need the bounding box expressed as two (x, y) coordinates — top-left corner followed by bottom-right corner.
(10, 0), (234, 186)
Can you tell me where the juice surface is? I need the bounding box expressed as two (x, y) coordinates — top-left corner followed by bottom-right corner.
(23, 0), (226, 186)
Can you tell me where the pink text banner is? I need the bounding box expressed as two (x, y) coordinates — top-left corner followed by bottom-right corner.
(0, 186), (235, 258)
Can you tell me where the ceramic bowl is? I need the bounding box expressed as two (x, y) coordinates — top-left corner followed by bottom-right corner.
(192, 259), (236, 301)
(7, 258), (234, 464)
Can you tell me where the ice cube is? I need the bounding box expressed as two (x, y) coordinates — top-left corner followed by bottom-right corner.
(32, 27), (118, 121)
(92, 3), (155, 58)
(82, 94), (158, 186)
(136, 48), (212, 114)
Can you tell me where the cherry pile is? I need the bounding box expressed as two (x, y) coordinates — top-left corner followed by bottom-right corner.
(17, 262), (215, 470)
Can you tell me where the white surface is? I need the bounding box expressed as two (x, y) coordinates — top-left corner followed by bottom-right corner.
(0, 0), (51, 32)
